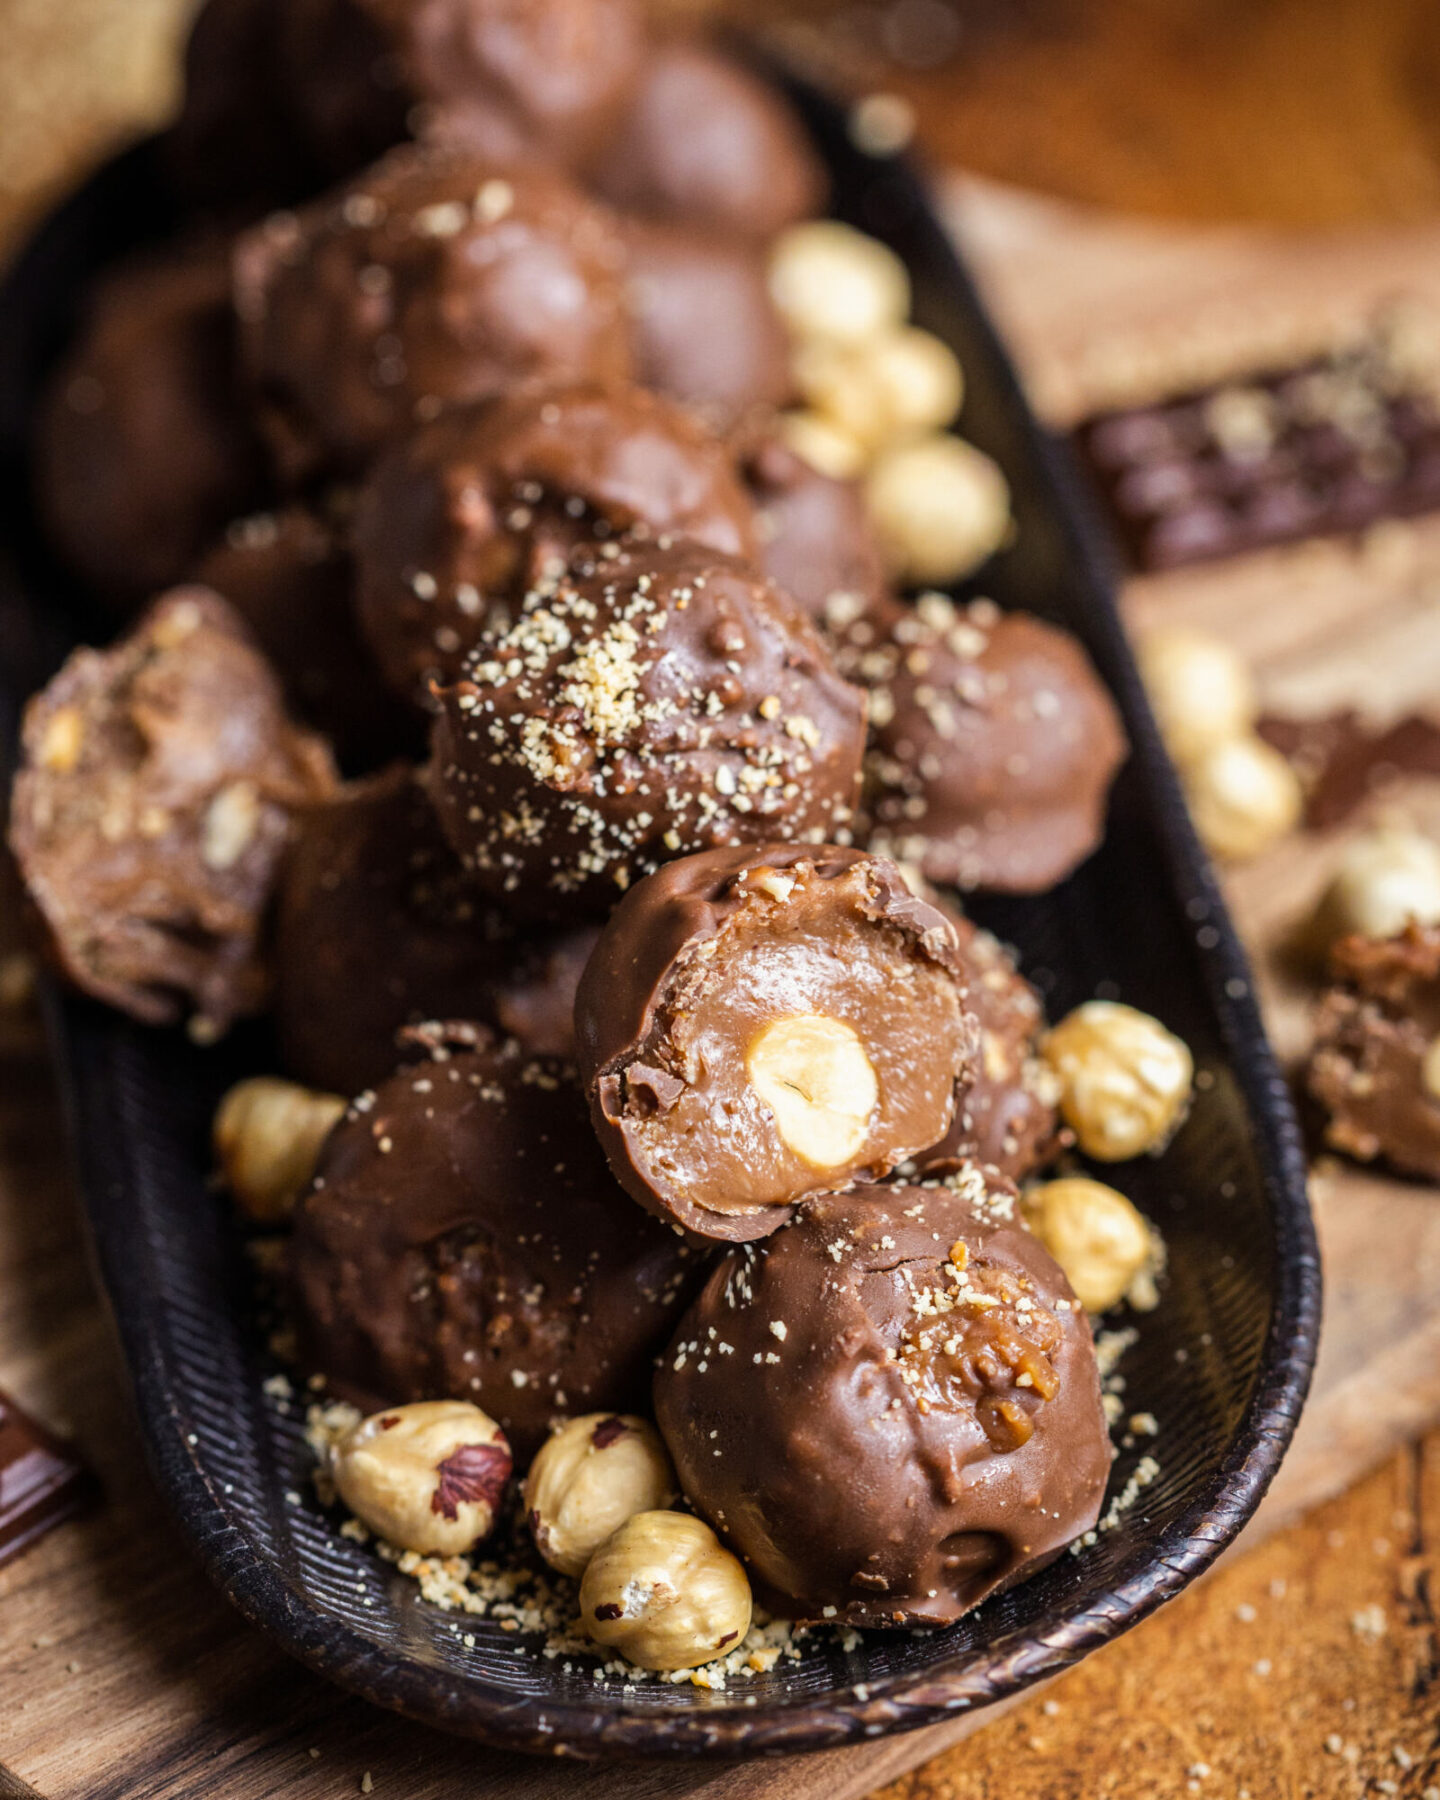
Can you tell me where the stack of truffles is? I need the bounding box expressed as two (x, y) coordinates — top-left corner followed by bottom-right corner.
(9, 0), (1185, 1676)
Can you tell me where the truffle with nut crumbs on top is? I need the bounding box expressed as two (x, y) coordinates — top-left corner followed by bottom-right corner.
(653, 1173), (1110, 1626)
(275, 0), (647, 180)
(586, 38), (824, 241)
(574, 843), (977, 1241)
(275, 764), (597, 1095)
(837, 592), (1127, 894)
(353, 380), (758, 701)
(429, 537), (867, 920)
(1308, 921), (1440, 1182)
(233, 143), (633, 485)
(34, 242), (270, 614)
(910, 904), (1064, 1183)
(8, 588), (336, 1037)
(192, 504), (421, 770)
(288, 1030), (703, 1457)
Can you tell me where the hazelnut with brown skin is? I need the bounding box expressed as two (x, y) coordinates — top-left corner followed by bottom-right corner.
(331, 1400), (512, 1556)
(213, 1075), (346, 1224)
(579, 1510), (752, 1672)
(1041, 1002), (1193, 1161)
(525, 1413), (676, 1578)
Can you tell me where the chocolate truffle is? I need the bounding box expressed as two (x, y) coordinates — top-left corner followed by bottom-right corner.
(276, 764), (596, 1094)
(233, 145), (633, 485)
(574, 844), (976, 1241)
(911, 908), (1064, 1183)
(738, 432), (890, 624)
(288, 1033), (703, 1455)
(1308, 922), (1440, 1181)
(851, 594), (1128, 894)
(192, 506), (421, 769)
(8, 588), (336, 1034)
(653, 1174), (1110, 1626)
(34, 244), (270, 613)
(429, 538), (867, 917)
(276, 0), (646, 180)
(353, 380), (757, 699)
(621, 221), (792, 430)
(587, 39), (824, 240)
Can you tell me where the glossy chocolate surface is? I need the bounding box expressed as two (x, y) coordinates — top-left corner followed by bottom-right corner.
(289, 1035), (703, 1455)
(429, 537), (867, 918)
(654, 1176), (1110, 1625)
(575, 843), (974, 1239)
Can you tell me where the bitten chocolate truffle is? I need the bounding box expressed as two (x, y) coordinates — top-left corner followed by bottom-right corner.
(276, 765), (596, 1094)
(653, 1175), (1110, 1625)
(430, 538), (867, 917)
(574, 844), (976, 1241)
(587, 39), (824, 239)
(35, 245), (270, 612)
(911, 908), (1064, 1183)
(738, 432), (890, 624)
(846, 594), (1128, 894)
(192, 506), (420, 769)
(621, 221), (792, 430)
(288, 1033), (702, 1455)
(8, 589), (335, 1034)
(1308, 922), (1440, 1182)
(277, 0), (646, 180)
(353, 381), (758, 700)
(233, 145), (632, 484)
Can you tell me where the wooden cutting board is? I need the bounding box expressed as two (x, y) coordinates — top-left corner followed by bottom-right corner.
(7, 179), (1440, 1800)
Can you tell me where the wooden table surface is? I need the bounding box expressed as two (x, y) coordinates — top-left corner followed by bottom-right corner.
(7, 4), (1440, 1796)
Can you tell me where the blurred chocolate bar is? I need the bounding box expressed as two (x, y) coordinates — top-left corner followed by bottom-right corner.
(1259, 709), (1440, 830)
(1074, 308), (1440, 570)
(0, 1389), (94, 1567)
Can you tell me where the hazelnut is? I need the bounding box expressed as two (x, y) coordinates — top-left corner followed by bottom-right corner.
(213, 1075), (346, 1224)
(1042, 1001), (1193, 1161)
(331, 1400), (511, 1556)
(1137, 627), (1257, 765)
(579, 1510), (752, 1672)
(38, 705), (84, 773)
(768, 221), (910, 347)
(525, 1413), (676, 1577)
(792, 327), (963, 455)
(864, 434), (1010, 585)
(746, 1012), (878, 1167)
(1024, 1177), (1157, 1313)
(776, 408), (868, 480)
(1308, 827), (1440, 950)
(1181, 734), (1302, 861)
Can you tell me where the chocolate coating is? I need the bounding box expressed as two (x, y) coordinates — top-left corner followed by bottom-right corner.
(430, 537), (867, 918)
(621, 221), (792, 431)
(34, 244), (270, 612)
(1308, 922), (1440, 1181)
(653, 1175), (1110, 1625)
(288, 1035), (703, 1456)
(277, 0), (646, 180)
(575, 844), (976, 1241)
(8, 589), (336, 1033)
(844, 595), (1128, 894)
(911, 907), (1064, 1183)
(738, 432), (890, 624)
(276, 764), (596, 1094)
(233, 145), (633, 484)
(192, 505), (421, 770)
(587, 39), (824, 239)
(353, 381), (757, 699)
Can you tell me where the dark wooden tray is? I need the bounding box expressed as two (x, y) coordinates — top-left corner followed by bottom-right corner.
(0, 85), (1321, 1760)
